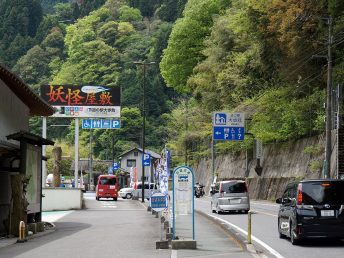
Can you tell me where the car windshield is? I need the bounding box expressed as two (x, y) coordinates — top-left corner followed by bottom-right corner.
(221, 182), (246, 193)
(302, 181), (344, 205)
(99, 177), (117, 185)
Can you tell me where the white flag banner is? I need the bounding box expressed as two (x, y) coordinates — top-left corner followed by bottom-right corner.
(158, 149), (169, 195)
(130, 167), (134, 187)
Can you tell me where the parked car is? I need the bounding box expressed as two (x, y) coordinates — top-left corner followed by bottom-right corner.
(119, 187), (134, 199)
(276, 179), (344, 245)
(211, 180), (250, 214)
(95, 175), (119, 201)
(132, 182), (158, 200)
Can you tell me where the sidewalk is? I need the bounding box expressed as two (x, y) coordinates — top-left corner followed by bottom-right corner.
(169, 210), (258, 258)
(0, 204), (259, 258)
(0, 210), (67, 251)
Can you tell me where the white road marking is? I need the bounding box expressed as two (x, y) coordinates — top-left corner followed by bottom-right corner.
(171, 249), (178, 258)
(208, 214), (285, 258)
(102, 205), (117, 208)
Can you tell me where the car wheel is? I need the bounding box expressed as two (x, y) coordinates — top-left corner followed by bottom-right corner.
(290, 221), (300, 245)
(113, 197), (118, 201)
(216, 205), (222, 214)
(211, 202), (216, 213)
(278, 219), (285, 239)
(126, 193), (132, 199)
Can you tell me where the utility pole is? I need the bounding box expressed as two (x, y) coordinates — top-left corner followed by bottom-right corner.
(314, 16), (333, 178)
(133, 60), (155, 202)
(325, 16), (333, 179)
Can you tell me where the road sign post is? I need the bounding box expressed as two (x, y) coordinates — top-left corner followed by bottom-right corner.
(172, 166), (195, 242)
(150, 193), (168, 212)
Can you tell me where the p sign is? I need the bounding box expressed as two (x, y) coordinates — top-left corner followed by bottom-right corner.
(143, 153), (151, 166)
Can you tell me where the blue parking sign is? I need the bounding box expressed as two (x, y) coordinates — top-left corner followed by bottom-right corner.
(143, 154), (150, 166)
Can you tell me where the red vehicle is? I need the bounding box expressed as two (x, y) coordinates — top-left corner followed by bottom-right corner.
(96, 175), (118, 201)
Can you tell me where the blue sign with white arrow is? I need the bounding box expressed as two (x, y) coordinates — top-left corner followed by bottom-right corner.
(143, 153), (151, 167)
(82, 118), (120, 129)
(213, 126), (245, 141)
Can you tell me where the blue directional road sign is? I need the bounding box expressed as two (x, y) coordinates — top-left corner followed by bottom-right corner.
(82, 118), (120, 129)
(213, 126), (245, 141)
(143, 154), (151, 166)
(113, 162), (118, 170)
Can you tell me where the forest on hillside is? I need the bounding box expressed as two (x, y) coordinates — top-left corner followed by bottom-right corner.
(0, 0), (344, 173)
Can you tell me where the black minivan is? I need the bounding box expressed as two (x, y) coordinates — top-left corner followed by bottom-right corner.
(276, 179), (344, 245)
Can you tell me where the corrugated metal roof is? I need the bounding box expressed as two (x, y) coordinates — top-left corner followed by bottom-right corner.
(118, 147), (161, 159)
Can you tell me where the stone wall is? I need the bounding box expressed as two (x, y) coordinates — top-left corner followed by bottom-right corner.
(193, 132), (338, 200)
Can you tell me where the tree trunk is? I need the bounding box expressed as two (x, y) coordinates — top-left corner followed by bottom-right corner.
(52, 147), (62, 187)
(8, 174), (28, 236)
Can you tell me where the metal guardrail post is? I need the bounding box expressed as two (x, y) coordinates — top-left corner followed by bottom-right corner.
(247, 210), (252, 244)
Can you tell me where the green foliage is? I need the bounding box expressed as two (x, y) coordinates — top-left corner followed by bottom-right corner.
(304, 145), (323, 156)
(119, 5), (142, 22)
(41, 0), (69, 14)
(80, 0), (107, 17)
(308, 160), (322, 173)
(160, 0), (231, 93)
(9, 0), (344, 166)
(249, 87), (325, 142)
(0, 0), (43, 67)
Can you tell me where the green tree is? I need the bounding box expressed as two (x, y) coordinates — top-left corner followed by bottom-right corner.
(160, 0), (231, 93)
(0, 0), (43, 67)
(119, 5), (142, 22)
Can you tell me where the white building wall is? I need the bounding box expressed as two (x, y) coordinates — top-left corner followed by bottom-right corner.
(42, 188), (83, 211)
(121, 151), (149, 181)
(0, 80), (30, 143)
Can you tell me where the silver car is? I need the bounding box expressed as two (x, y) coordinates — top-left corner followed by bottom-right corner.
(211, 180), (250, 214)
(132, 182), (158, 200)
(119, 187), (134, 199)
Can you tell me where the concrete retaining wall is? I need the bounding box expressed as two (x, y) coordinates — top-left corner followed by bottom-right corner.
(42, 188), (82, 211)
(193, 133), (338, 200)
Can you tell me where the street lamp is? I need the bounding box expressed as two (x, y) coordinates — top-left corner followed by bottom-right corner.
(133, 60), (156, 202)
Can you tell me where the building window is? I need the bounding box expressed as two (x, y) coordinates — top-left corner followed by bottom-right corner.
(134, 151), (138, 157)
(127, 159), (136, 167)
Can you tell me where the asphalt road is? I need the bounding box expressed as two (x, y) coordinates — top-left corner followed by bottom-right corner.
(0, 193), (255, 258)
(195, 197), (344, 258)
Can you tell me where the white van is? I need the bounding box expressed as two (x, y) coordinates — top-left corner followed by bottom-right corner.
(132, 182), (158, 199)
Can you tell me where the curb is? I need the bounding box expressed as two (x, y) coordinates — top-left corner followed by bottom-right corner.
(195, 210), (267, 258)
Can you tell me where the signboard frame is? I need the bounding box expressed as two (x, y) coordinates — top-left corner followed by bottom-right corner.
(212, 112), (245, 141)
(150, 192), (168, 212)
(172, 165), (195, 240)
(40, 85), (121, 118)
(82, 118), (120, 129)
